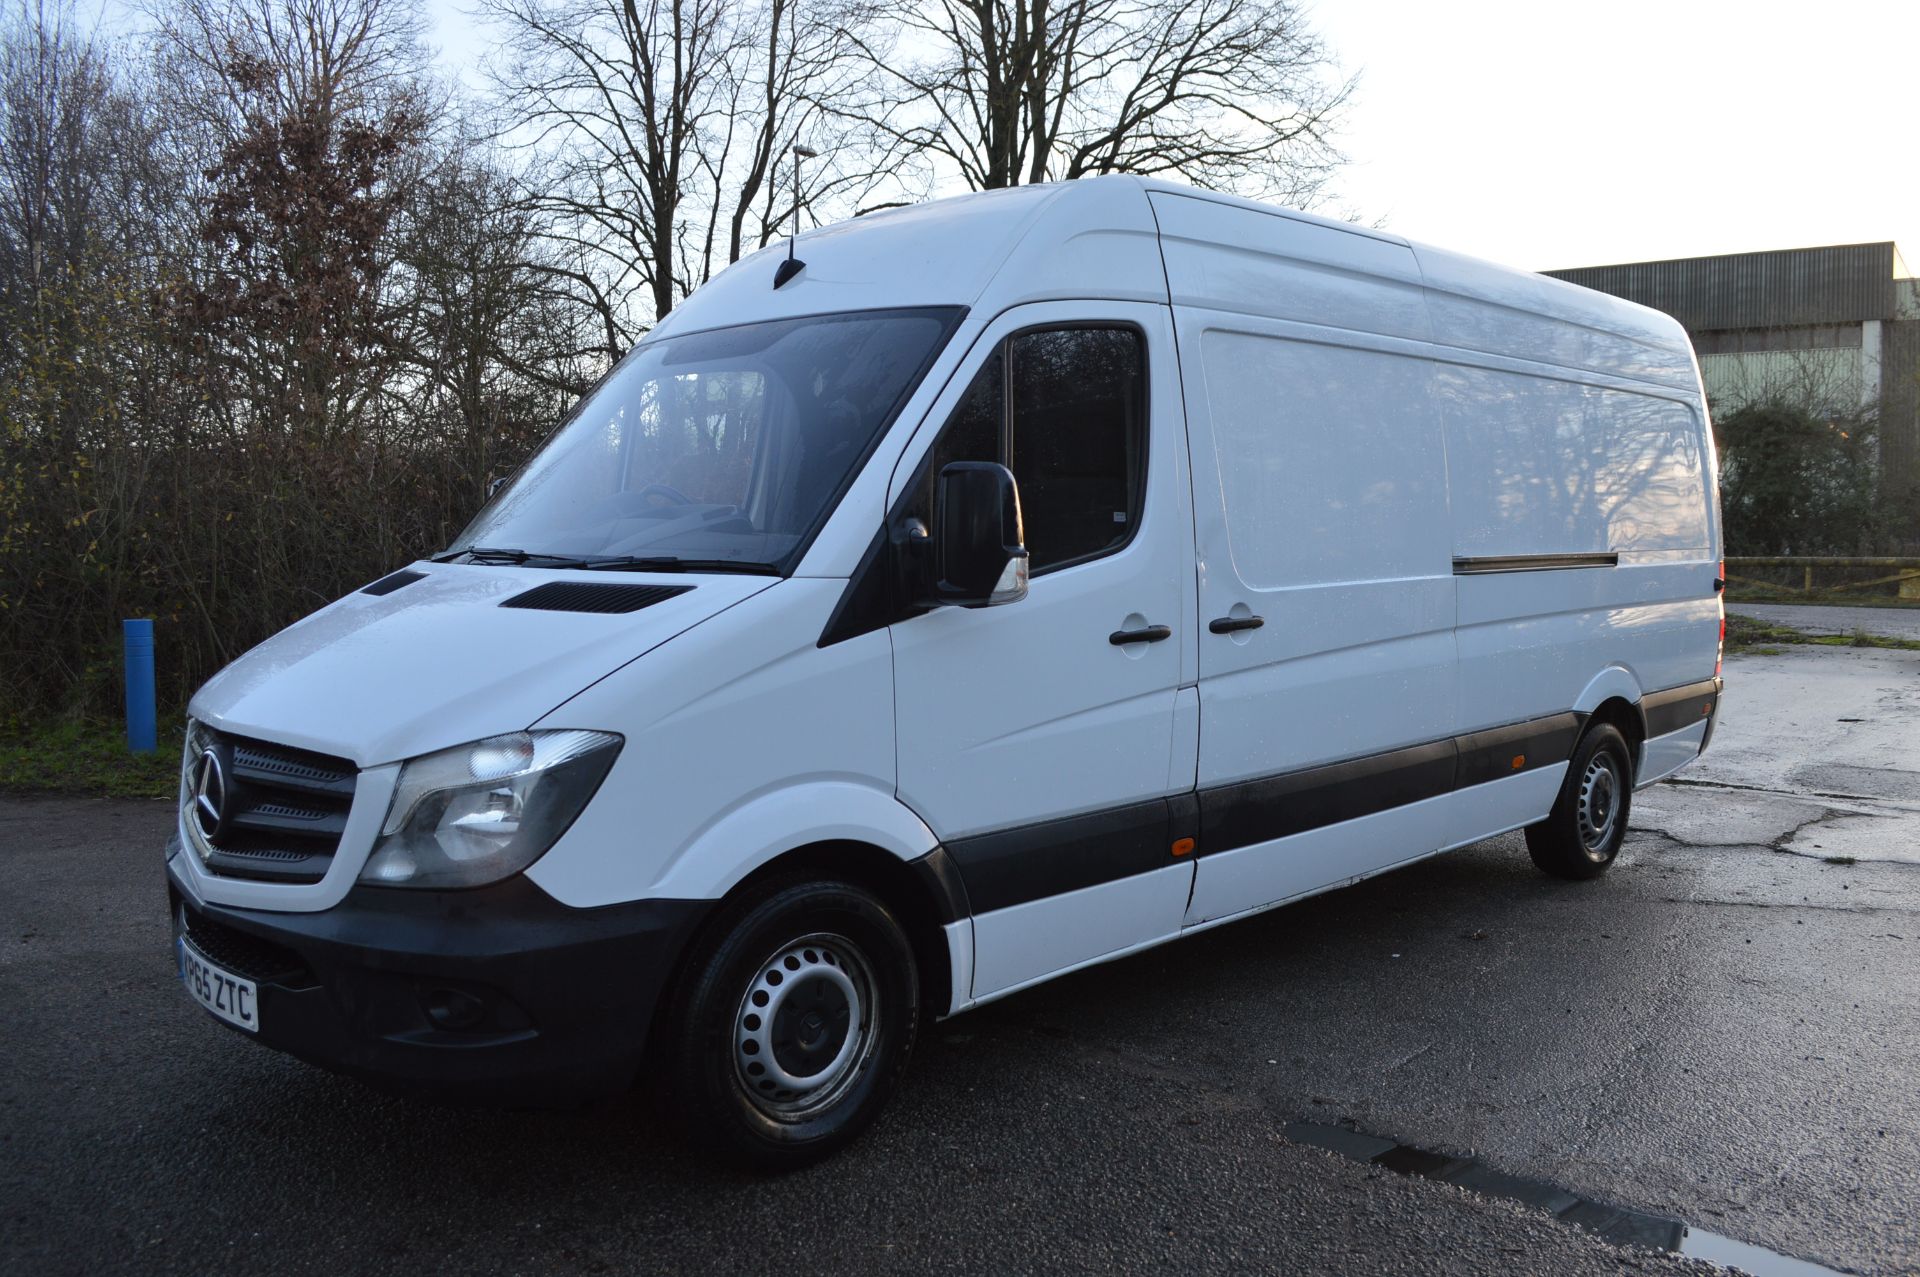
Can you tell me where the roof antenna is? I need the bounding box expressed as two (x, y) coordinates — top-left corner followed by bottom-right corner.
(774, 144), (817, 290)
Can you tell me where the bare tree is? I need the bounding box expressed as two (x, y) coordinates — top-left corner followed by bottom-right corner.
(479, 0), (899, 343)
(0, 0), (164, 346)
(148, 0), (435, 442)
(850, 0), (1350, 200)
(390, 137), (592, 496)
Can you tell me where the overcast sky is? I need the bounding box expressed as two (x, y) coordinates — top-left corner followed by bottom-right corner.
(424, 0), (1914, 274)
(1307, 0), (1918, 271)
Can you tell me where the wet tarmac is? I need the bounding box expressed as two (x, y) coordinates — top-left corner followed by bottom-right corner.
(2, 643), (1916, 1274)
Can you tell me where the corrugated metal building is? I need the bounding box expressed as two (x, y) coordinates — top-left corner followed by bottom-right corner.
(1546, 243), (1919, 516)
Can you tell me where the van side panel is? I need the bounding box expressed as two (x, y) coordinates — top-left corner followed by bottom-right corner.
(1437, 362), (1721, 736)
(1182, 322), (1458, 784)
(1438, 366), (1710, 559)
(1156, 194), (1461, 924)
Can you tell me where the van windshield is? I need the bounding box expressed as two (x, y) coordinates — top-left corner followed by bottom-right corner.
(449, 307), (964, 574)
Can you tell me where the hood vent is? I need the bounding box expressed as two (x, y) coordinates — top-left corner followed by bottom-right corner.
(500, 581), (693, 614)
(362, 569), (427, 597)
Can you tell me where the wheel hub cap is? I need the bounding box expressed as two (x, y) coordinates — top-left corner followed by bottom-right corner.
(1577, 754), (1621, 856)
(734, 934), (877, 1120)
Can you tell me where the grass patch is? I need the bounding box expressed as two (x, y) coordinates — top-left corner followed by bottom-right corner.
(1724, 590), (1920, 609)
(0, 717), (181, 799)
(1724, 613), (1920, 654)
(1806, 631), (1920, 649)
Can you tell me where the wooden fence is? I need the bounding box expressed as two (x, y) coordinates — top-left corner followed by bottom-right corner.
(1724, 556), (1920, 603)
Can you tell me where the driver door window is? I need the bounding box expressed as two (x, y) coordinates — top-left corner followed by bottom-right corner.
(916, 325), (1147, 573)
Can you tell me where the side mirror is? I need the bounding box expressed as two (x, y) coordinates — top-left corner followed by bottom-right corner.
(934, 461), (1028, 608)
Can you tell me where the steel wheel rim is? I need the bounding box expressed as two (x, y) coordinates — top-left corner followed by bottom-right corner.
(733, 932), (879, 1122)
(1577, 753), (1621, 857)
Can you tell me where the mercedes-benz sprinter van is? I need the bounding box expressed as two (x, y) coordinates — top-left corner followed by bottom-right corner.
(167, 176), (1723, 1168)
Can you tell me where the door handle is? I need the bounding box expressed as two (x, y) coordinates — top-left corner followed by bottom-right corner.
(1208, 615), (1265, 634)
(1109, 624), (1173, 646)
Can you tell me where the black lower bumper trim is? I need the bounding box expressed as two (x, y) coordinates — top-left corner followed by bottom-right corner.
(1644, 676), (1720, 738)
(166, 857), (712, 1106)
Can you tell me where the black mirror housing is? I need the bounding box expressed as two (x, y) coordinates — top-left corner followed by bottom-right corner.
(934, 461), (1028, 607)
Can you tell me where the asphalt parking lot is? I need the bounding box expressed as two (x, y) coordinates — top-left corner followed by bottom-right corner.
(3, 642), (1916, 1276)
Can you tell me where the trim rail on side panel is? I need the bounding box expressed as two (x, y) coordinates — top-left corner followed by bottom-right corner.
(1452, 552), (1619, 574)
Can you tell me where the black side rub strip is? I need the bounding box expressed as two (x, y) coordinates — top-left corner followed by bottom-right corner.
(947, 798), (1176, 915)
(1454, 712), (1583, 789)
(1200, 739), (1458, 854)
(943, 680), (1710, 914)
(1453, 552), (1619, 574)
(949, 708), (1587, 913)
(1643, 677), (1719, 737)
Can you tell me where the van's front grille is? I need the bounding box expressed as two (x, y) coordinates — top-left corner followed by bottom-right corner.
(182, 724), (358, 884)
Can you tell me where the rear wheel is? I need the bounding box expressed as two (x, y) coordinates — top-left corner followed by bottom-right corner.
(1525, 723), (1633, 880)
(657, 878), (918, 1171)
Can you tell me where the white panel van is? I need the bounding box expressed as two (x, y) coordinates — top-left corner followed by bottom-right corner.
(166, 177), (1723, 1168)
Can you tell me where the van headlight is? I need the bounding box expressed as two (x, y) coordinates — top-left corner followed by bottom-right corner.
(360, 730), (621, 889)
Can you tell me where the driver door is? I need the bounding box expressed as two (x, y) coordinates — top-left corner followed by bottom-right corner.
(887, 302), (1198, 1001)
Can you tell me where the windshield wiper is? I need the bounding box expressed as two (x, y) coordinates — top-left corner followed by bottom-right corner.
(579, 555), (778, 575)
(432, 546), (596, 568)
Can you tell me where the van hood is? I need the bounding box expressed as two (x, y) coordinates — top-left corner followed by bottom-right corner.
(188, 564), (775, 766)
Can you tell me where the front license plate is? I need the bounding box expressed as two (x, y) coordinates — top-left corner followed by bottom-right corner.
(179, 937), (260, 1033)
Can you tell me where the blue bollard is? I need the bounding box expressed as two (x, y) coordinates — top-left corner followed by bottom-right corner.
(123, 618), (157, 754)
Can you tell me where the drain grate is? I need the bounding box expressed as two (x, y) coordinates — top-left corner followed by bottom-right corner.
(1283, 1119), (1845, 1274)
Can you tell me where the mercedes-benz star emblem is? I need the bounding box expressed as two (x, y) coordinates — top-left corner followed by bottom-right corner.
(192, 748), (226, 842)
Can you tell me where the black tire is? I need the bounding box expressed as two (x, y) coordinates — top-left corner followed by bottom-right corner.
(1525, 723), (1633, 880)
(656, 878), (918, 1171)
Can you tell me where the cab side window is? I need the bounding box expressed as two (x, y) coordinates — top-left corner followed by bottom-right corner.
(918, 325), (1146, 574)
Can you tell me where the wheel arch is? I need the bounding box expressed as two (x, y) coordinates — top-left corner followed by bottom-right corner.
(727, 839), (966, 1020)
(644, 836), (970, 1082)
(1571, 667), (1647, 771)
(1585, 696), (1645, 773)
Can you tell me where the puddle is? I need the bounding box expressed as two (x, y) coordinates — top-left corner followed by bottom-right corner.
(1284, 1120), (1847, 1275)
(1681, 1226), (1847, 1276)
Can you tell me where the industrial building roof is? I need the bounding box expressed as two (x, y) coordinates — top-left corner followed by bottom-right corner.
(1545, 242), (1910, 330)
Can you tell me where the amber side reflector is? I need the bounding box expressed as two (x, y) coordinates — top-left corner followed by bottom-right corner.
(1510, 754), (1526, 770)
(1171, 837), (1196, 857)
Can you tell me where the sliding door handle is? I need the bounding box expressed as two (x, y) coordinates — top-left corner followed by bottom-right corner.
(1109, 624), (1173, 646)
(1208, 615), (1265, 634)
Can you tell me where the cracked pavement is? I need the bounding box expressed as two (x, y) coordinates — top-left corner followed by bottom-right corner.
(3, 642), (1917, 1275)
(1638, 643), (1920, 866)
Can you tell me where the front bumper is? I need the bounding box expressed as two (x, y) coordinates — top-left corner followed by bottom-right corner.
(166, 851), (711, 1105)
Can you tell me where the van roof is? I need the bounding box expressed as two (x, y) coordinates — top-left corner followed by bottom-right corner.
(652, 176), (1696, 393)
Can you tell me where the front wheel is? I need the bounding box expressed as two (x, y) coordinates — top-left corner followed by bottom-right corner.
(1525, 722), (1633, 880)
(656, 878), (919, 1171)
